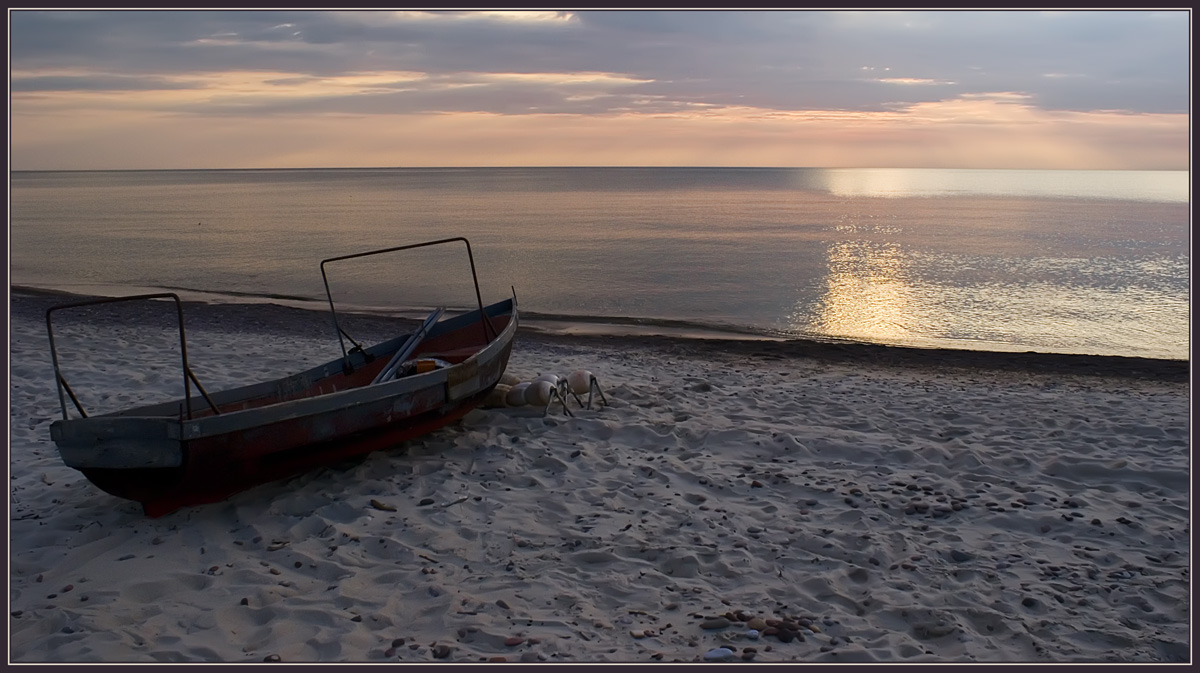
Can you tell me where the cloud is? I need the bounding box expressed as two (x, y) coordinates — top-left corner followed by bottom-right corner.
(7, 9), (1190, 169)
(10, 73), (202, 92)
(11, 93), (1184, 171)
(10, 9), (1189, 115)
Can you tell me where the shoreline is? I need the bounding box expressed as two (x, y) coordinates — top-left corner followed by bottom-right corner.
(11, 286), (1188, 383)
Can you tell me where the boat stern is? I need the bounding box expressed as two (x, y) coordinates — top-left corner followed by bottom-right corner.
(51, 416), (184, 470)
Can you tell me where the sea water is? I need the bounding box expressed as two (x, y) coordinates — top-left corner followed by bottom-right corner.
(8, 167), (1190, 360)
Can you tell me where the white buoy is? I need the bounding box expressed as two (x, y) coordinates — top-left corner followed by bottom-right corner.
(532, 373), (560, 387)
(506, 382), (532, 407)
(567, 369), (593, 395)
(524, 379), (555, 406)
(500, 372), (522, 387)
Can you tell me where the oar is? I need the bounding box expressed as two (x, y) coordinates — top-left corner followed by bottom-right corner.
(372, 307), (445, 384)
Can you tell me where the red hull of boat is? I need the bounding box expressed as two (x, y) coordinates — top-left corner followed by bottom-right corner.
(83, 384), (499, 517)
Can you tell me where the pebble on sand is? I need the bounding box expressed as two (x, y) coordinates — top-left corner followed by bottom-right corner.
(704, 647), (736, 661)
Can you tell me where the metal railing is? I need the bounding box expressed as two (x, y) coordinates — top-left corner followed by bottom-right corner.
(45, 293), (219, 420)
(319, 237), (499, 372)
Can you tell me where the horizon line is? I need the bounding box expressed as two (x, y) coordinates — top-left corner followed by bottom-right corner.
(9, 165), (1188, 173)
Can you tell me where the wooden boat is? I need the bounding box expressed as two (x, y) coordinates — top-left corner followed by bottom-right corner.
(45, 237), (518, 517)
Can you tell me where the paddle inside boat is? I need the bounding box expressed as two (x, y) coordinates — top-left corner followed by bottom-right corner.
(45, 237), (518, 517)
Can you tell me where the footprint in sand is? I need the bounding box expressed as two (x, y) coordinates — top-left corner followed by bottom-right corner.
(125, 574), (210, 603)
(660, 553), (700, 578)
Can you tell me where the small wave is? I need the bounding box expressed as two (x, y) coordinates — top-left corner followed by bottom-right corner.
(156, 284), (320, 304)
(516, 310), (789, 340)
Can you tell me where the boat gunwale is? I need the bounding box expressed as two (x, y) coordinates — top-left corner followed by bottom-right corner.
(50, 300), (517, 444)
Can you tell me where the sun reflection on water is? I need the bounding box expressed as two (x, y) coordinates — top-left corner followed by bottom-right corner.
(801, 240), (921, 346)
(813, 167), (1191, 202)
(792, 238), (1189, 358)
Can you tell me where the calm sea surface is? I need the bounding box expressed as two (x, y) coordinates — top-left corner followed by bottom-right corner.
(8, 167), (1191, 360)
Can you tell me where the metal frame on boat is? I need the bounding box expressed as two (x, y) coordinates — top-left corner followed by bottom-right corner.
(45, 237), (518, 517)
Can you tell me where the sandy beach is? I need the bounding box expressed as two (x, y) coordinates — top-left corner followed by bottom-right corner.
(7, 289), (1191, 664)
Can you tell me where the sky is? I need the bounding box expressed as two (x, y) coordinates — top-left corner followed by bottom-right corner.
(7, 9), (1192, 171)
